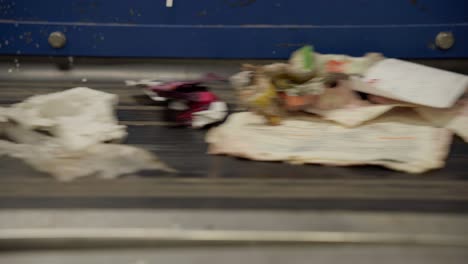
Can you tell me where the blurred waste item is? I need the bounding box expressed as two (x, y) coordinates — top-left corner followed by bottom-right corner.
(231, 45), (384, 125)
(127, 73), (228, 128)
(215, 46), (468, 172)
(231, 45), (467, 126)
(4, 87), (127, 151)
(0, 87), (175, 181)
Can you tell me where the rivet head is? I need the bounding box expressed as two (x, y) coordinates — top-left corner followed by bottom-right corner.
(435, 32), (455, 50)
(48, 31), (67, 49)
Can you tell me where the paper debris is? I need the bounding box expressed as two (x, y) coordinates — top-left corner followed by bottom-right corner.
(224, 46), (467, 173)
(310, 83), (368, 110)
(133, 74), (228, 127)
(361, 59), (468, 108)
(233, 46), (384, 125)
(0, 140), (175, 181)
(207, 112), (452, 173)
(0, 87), (175, 180)
(5, 87), (127, 151)
(142, 88), (167, 102)
(306, 104), (400, 127)
(127, 80), (168, 101)
(125, 79), (163, 87)
(229, 71), (253, 91)
(416, 99), (468, 142)
(192, 101), (228, 128)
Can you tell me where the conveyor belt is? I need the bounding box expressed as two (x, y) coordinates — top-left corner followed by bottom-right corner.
(0, 57), (467, 212)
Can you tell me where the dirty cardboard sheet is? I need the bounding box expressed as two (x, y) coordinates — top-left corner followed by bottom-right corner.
(207, 112), (452, 174)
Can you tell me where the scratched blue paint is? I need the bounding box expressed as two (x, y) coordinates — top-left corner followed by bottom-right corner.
(0, 0), (467, 58)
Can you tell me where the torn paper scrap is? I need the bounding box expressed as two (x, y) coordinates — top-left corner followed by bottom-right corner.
(5, 87), (127, 151)
(192, 101), (228, 128)
(306, 104), (405, 127)
(416, 100), (468, 142)
(207, 112), (452, 173)
(0, 140), (176, 181)
(361, 59), (468, 108)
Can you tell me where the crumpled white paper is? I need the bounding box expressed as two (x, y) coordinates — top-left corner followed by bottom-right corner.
(0, 87), (175, 181)
(192, 101), (228, 128)
(4, 87), (127, 151)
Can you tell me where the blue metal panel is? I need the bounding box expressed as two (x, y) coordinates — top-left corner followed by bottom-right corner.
(0, 0), (467, 58)
(2, 0), (467, 25)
